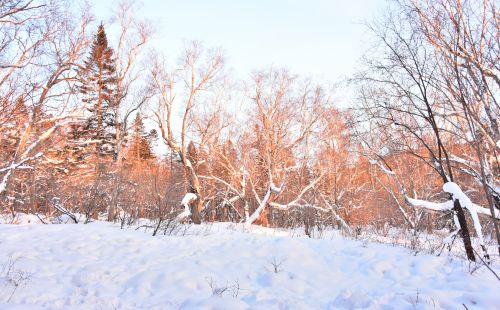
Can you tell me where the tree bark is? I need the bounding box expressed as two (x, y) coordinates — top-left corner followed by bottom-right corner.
(190, 197), (202, 224)
(454, 199), (475, 261)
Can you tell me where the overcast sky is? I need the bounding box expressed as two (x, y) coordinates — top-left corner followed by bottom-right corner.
(92, 0), (387, 84)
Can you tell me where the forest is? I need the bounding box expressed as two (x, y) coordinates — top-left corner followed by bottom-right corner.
(0, 0), (499, 266)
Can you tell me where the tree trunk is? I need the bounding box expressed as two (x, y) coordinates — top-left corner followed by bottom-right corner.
(0, 123), (33, 199)
(475, 148), (500, 255)
(254, 207), (270, 227)
(454, 199), (476, 261)
(183, 158), (203, 224)
(190, 197), (202, 224)
(108, 132), (124, 222)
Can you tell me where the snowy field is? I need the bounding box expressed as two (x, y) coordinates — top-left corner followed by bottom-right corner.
(0, 221), (499, 310)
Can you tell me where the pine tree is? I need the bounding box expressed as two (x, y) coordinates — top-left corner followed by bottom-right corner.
(127, 113), (156, 162)
(76, 23), (117, 158)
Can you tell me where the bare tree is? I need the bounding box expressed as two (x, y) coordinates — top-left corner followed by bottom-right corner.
(107, 0), (153, 221)
(403, 0), (500, 255)
(240, 69), (325, 226)
(0, 2), (93, 206)
(151, 42), (225, 224)
(354, 3), (486, 260)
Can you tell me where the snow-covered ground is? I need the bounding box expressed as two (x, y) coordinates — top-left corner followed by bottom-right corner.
(0, 222), (499, 310)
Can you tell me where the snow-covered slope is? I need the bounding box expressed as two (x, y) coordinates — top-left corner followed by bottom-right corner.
(0, 222), (498, 309)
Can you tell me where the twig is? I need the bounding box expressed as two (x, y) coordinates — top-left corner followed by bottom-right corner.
(472, 248), (500, 281)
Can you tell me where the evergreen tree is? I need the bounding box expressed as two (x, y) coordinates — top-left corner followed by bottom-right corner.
(127, 113), (156, 162)
(76, 23), (117, 158)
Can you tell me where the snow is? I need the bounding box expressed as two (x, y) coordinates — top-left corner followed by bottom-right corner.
(0, 213), (83, 225)
(474, 203), (500, 219)
(181, 193), (197, 207)
(407, 183), (500, 220)
(408, 182), (494, 254)
(0, 170), (11, 193)
(406, 197), (454, 211)
(178, 193), (197, 220)
(444, 213), (461, 245)
(443, 182), (470, 204)
(443, 182), (486, 248)
(0, 153), (43, 194)
(269, 182), (282, 193)
(245, 189), (271, 226)
(0, 222), (499, 309)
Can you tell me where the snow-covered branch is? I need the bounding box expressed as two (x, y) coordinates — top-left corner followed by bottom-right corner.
(405, 183), (500, 220)
(245, 187), (272, 226)
(269, 174), (324, 210)
(405, 197), (454, 212)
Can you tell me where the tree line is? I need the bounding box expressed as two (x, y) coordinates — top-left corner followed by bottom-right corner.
(0, 0), (498, 261)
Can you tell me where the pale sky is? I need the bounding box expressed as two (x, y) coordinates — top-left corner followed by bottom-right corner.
(92, 0), (387, 84)
(90, 0), (388, 154)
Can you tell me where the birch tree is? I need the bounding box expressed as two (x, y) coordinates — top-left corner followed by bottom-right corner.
(151, 43), (225, 224)
(241, 69), (325, 226)
(0, 2), (92, 207)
